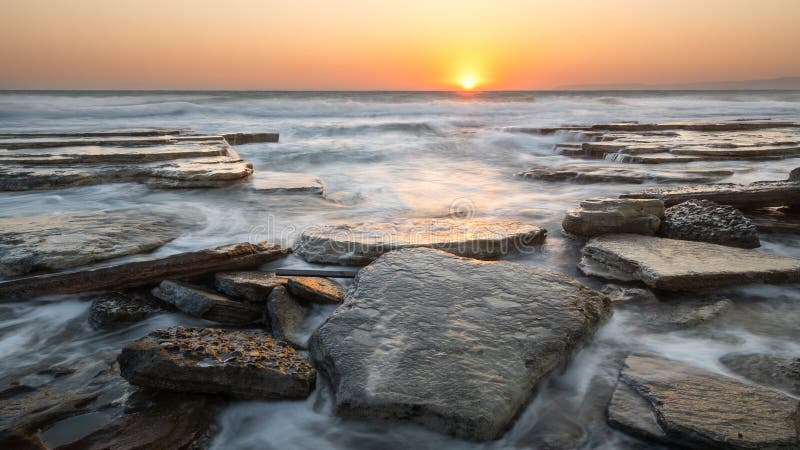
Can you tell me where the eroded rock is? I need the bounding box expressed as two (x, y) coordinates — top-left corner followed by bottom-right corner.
(580, 234), (800, 290)
(266, 286), (309, 348)
(608, 354), (800, 449)
(621, 180), (800, 209)
(152, 280), (261, 326)
(88, 291), (166, 329)
(286, 276), (344, 304)
(660, 200), (760, 248)
(118, 326), (315, 399)
(215, 271), (286, 303)
(309, 248), (611, 441)
(294, 219), (546, 265)
(562, 198), (664, 237)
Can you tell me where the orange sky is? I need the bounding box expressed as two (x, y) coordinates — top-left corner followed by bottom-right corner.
(1, 0), (799, 90)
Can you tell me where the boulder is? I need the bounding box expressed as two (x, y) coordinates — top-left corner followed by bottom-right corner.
(0, 241), (287, 301)
(152, 280), (261, 326)
(659, 200), (760, 248)
(118, 326), (315, 399)
(562, 198), (664, 237)
(0, 208), (197, 278)
(215, 271), (286, 302)
(294, 219), (547, 265)
(580, 234), (800, 290)
(266, 286), (309, 348)
(621, 180), (800, 209)
(88, 291), (166, 329)
(250, 172), (325, 195)
(608, 354), (800, 449)
(309, 248), (611, 441)
(720, 353), (800, 396)
(286, 276), (344, 304)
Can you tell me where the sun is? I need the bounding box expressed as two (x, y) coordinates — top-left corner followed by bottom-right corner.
(459, 74), (478, 90)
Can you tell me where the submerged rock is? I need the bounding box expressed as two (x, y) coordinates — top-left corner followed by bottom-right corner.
(0, 208), (197, 278)
(118, 326), (315, 399)
(608, 354), (800, 449)
(562, 198), (664, 237)
(215, 271), (286, 303)
(294, 219), (547, 265)
(600, 284), (658, 303)
(250, 172), (325, 195)
(621, 180), (800, 209)
(309, 248), (611, 441)
(221, 132), (279, 145)
(88, 291), (166, 329)
(720, 353), (800, 396)
(745, 207), (800, 233)
(580, 234), (800, 290)
(286, 276), (344, 304)
(152, 280), (261, 326)
(266, 286), (309, 348)
(659, 200), (760, 248)
(632, 297), (734, 331)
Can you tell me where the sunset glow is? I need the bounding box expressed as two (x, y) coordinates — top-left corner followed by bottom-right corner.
(1, 0), (799, 90)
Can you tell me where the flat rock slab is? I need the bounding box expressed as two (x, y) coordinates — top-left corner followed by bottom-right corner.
(720, 353), (800, 396)
(621, 180), (800, 209)
(517, 165), (734, 184)
(309, 248), (611, 441)
(118, 326), (315, 399)
(215, 271), (286, 302)
(294, 219), (547, 265)
(0, 141), (229, 165)
(152, 280), (261, 326)
(222, 132), (279, 145)
(250, 172), (324, 195)
(608, 354), (800, 449)
(660, 200), (760, 248)
(88, 291), (166, 329)
(579, 234), (800, 290)
(562, 198), (664, 237)
(745, 208), (800, 234)
(0, 208), (197, 278)
(286, 276), (344, 304)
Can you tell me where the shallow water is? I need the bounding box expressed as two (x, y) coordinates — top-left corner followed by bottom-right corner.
(0, 91), (799, 449)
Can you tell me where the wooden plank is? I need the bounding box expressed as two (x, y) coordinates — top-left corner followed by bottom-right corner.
(0, 242), (288, 301)
(274, 268), (359, 278)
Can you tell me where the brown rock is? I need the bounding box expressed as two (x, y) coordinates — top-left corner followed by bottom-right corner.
(562, 198), (664, 237)
(215, 271), (286, 303)
(286, 276), (344, 304)
(152, 280), (261, 326)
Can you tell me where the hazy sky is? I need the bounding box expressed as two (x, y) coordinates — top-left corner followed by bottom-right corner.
(1, 0), (799, 90)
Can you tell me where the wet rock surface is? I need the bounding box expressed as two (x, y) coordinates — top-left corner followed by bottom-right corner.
(118, 326), (315, 399)
(745, 207), (800, 233)
(250, 171), (325, 194)
(286, 276), (344, 304)
(580, 234), (800, 290)
(562, 198), (664, 237)
(309, 248), (611, 441)
(720, 353), (800, 396)
(266, 286), (309, 348)
(294, 219), (547, 265)
(791, 167), (800, 181)
(215, 270), (286, 303)
(152, 280), (261, 326)
(608, 354), (800, 449)
(659, 200), (760, 248)
(0, 208), (198, 278)
(517, 164), (735, 184)
(88, 291), (167, 329)
(621, 180), (800, 209)
(600, 284), (658, 303)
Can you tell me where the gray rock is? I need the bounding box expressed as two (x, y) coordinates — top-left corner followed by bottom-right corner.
(286, 276), (344, 304)
(791, 167), (800, 181)
(579, 234), (800, 290)
(0, 208), (198, 278)
(633, 297), (733, 331)
(562, 198), (664, 237)
(600, 284), (658, 303)
(309, 248), (611, 441)
(250, 172), (324, 195)
(88, 291), (166, 329)
(118, 326), (315, 400)
(294, 219), (547, 265)
(660, 200), (760, 248)
(215, 271), (286, 302)
(152, 280), (261, 326)
(608, 354), (800, 449)
(745, 208), (800, 233)
(720, 353), (800, 396)
(517, 165), (734, 184)
(621, 180), (800, 209)
(266, 286), (309, 348)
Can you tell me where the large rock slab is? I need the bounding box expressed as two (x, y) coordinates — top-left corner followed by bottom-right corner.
(215, 271), (286, 302)
(309, 248), (611, 441)
(0, 241), (288, 301)
(608, 354), (800, 449)
(0, 141), (228, 165)
(562, 198), (664, 237)
(222, 132), (279, 145)
(621, 180), (800, 209)
(579, 234), (800, 290)
(294, 219), (547, 265)
(250, 172), (325, 195)
(517, 164), (734, 184)
(0, 208), (196, 278)
(152, 280), (261, 326)
(660, 200), (760, 248)
(118, 326), (315, 399)
(286, 276), (344, 304)
(720, 353), (800, 396)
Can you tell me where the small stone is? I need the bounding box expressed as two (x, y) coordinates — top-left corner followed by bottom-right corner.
(286, 277), (344, 304)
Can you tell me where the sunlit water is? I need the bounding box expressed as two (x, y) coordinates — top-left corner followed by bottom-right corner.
(1, 91), (799, 449)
